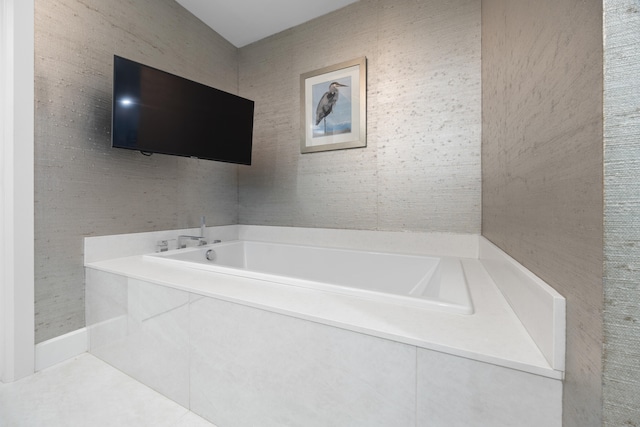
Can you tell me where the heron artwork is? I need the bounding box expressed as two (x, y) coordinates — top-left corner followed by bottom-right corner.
(315, 81), (348, 135)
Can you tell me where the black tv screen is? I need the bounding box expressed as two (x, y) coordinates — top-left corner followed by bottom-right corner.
(111, 55), (254, 165)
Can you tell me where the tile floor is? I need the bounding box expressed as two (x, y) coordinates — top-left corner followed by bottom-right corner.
(0, 353), (217, 427)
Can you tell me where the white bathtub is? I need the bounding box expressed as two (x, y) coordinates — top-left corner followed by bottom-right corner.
(145, 240), (473, 315)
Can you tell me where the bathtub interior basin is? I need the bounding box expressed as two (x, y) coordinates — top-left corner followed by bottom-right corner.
(144, 240), (473, 315)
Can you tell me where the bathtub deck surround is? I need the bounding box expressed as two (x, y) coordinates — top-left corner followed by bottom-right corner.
(84, 225), (565, 427)
(84, 225), (240, 264)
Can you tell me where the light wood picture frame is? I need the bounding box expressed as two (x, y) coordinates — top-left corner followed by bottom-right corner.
(300, 57), (366, 154)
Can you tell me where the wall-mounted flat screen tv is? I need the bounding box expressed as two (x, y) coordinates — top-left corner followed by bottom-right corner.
(111, 55), (254, 165)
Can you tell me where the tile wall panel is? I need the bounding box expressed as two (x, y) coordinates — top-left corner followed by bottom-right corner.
(87, 272), (190, 408)
(189, 296), (416, 427)
(417, 349), (562, 427)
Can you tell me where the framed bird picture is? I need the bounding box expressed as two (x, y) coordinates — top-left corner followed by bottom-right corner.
(300, 57), (366, 154)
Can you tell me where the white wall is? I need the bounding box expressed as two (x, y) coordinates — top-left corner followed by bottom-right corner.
(0, 0), (35, 382)
(0, 0), (5, 381)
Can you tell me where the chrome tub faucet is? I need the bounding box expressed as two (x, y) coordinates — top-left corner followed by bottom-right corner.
(177, 235), (207, 249)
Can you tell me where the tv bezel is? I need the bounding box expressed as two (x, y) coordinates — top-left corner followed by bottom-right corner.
(111, 55), (254, 165)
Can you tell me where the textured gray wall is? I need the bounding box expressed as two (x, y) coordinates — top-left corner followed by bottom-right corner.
(238, 0), (481, 233)
(603, 2), (640, 426)
(481, 0), (603, 426)
(34, 0), (240, 343)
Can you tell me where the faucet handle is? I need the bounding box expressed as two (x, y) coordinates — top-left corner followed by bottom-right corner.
(156, 240), (169, 252)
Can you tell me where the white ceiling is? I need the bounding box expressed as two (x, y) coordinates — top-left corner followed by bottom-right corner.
(175, 0), (359, 48)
